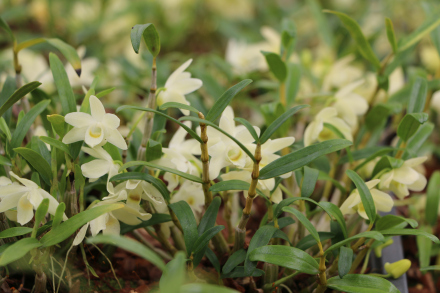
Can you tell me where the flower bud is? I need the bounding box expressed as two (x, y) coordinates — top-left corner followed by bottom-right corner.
(384, 259), (411, 279)
(373, 238), (394, 258)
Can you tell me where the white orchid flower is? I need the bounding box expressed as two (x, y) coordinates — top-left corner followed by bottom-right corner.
(0, 172), (67, 225)
(73, 193), (151, 246)
(303, 107), (353, 147)
(170, 181), (205, 214)
(62, 95), (127, 150)
(152, 122), (201, 191)
(81, 146), (120, 193)
(378, 157), (427, 199)
(340, 179), (393, 219)
(221, 170), (283, 203)
(225, 40), (267, 75)
(156, 59), (202, 115)
(322, 55), (363, 91)
(332, 80), (369, 130)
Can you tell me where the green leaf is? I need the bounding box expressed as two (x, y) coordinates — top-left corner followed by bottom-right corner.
(159, 251), (186, 293)
(180, 283), (240, 293)
(417, 226), (432, 269)
(222, 249), (247, 274)
(259, 139), (352, 179)
(39, 137), (71, 157)
(52, 202), (66, 230)
(346, 170), (376, 223)
(267, 217), (295, 229)
(146, 139), (162, 162)
(397, 113), (428, 142)
(32, 198), (49, 238)
(352, 148), (395, 172)
(87, 234), (166, 270)
(324, 10), (381, 70)
(47, 114), (66, 138)
(249, 245), (319, 274)
(110, 172), (170, 203)
(301, 166), (319, 197)
(407, 77), (428, 114)
(206, 248), (221, 273)
(306, 0), (334, 46)
(282, 206), (319, 242)
(426, 171), (440, 227)
(281, 18), (296, 51)
(120, 214), (171, 234)
(209, 180), (268, 200)
(198, 196), (221, 235)
(371, 156), (404, 178)
(234, 118), (259, 143)
(365, 103), (399, 131)
(398, 14), (440, 52)
(324, 231), (384, 255)
(49, 53), (77, 115)
(376, 215), (418, 231)
(119, 161), (203, 184)
(420, 265), (440, 271)
(40, 203), (124, 247)
(385, 18), (398, 53)
(159, 102), (199, 114)
(192, 226), (224, 254)
(14, 147), (52, 186)
(205, 79), (252, 122)
(406, 122), (434, 158)
(338, 246), (353, 278)
(327, 274), (399, 293)
(296, 232), (335, 251)
(380, 228), (440, 244)
(181, 116), (256, 162)
(117, 105), (202, 143)
(285, 63), (302, 105)
(261, 51), (287, 82)
(0, 156), (12, 166)
(221, 266), (265, 279)
(0, 81), (41, 118)
(95, 87), (116, 98)
(131, 23), (160, 56)
(0, 17), (15, 41)
(169, 201), (199, 256)
(0, 238), (42, 266)
(0, 227), (32, 239)
(244, 225), (278, 275)
(259, 105), (308, 144)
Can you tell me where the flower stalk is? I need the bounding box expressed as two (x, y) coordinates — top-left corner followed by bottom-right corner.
(198, 112), (213, 208)
(137, 57), (157, 161)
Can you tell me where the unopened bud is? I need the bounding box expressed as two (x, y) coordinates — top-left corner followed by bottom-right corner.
(384, 259), (411, 279)
(374, 238), (394, 258)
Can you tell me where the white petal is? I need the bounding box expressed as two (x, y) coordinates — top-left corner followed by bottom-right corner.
(62, 126), (88, 144)
(219, 106), (236, 135)
(262, 137), (295, 154)
(105, 128), (128, 150)
(171, 78), (203, 95)
(340, 193), (360, 215)
(393, 166), (419, 185)
(317, 107), (337, 120)
(165, 59), (193, 87)
(169, 121), (192, 148)
(371, 189), (393, 212)
(0, 194), (22, 213)
(141, 182), (165, 204)
(404, 156), (427, 168)
(64, 112), (94, 128)
(73, 223), (89, 246)
(17, 196), (34, 225)
(81, 159), (111, 179)
(209, 155), (228, 180)
(303, 121), (323, 147)
(102, 214), (120, 235)
(89, 95), (106, 121)
(90, 213), (108, 236)
(379, 170), (394, 189)
(10, 172), (39, 189)
(365, 179), (380, 190)
(390, 182), (409, 199)
(82, 146), (112, 162)
(0, 176), (12, 186)
(102, 113), (120, 129)
(126, 180), (141, 190)
(270, 187), (283, 204)
(407, 173), (427, 192)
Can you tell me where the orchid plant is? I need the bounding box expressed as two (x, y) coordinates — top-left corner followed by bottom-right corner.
(1, 5), (440, 293)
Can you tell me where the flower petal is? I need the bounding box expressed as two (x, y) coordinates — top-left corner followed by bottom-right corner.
(102, 113), (120, 129)
(371, 189), (393, 212)
(102, 214), (120, 235)
(65, 112), (94, 128)
(90, 95), (106, 121)
(17, 196), (34, 225)
(165, 59), (193, 87)
(63, 126), (88, 145)
(73, 223), (89, 246)
(105, 128), (128, 150)
(407, 173), (427, 192)
(171, 78), (203, 95)
(10, 172), (39, 189)
(0, 194), (22, 213)
(81, 159), (111, 179)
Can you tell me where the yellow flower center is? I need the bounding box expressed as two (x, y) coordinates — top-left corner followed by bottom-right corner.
(89, 125), (102, 138)
(129, 194), (141, 202)
(228, 148), (242, 162)
(187, 197), (195, 206)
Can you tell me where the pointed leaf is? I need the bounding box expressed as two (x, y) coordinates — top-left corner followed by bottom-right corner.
(50, 53), (77, 115)
(0, 238), (42, 266)
(0, 81), (41, 118)
(169, 201), (199, 256)
(131, 23), (160, 56)
(14, 147), (52, 186)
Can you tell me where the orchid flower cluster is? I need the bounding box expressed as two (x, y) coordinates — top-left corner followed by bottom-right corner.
(1, 5), (440, 293)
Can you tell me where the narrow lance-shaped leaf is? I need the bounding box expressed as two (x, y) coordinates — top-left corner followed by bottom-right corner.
(87, 234), (166, 270)
(426, 171), (440, 227)
(259, 104), (308, 144)
(301, 166), (319, 197)
(52, 202), (66, 230)
(0, 227), (32, 239)
(234, 117), (259, 143)
(117, 105), (202, 143)
(14, 147), (52, 186)
(169, 201), (199, 256)
(39, 136), (71, 157)
(380, 228), (440, 244)
(119, 161), (203, 184)
(385, 18), (398, 53)
(398, 14), (440, 52)
(282, 206), (319, 242)
(222, 249), (247, 274)
(0, 81), (41, 117)
(159, 251), (186, 293)
(32, 198), (50, 238)
(397, 113), (428, 142)
(261, 51), (287, 82)
(327, 274), (399, 293)
(375, 214), (418, 231)
(324, 10), (381, 70)
(259, 139), (352, 179)
(205, 79), (252, 122)
(0, 17), (15, 41)
(244, 225), (279, 275)
(338, 246), (353, 278)
(0, 238), (42, 266)
(131, 23), (160, 56)
(407, 77), (428, 114)
(324, 231), (384, 255)
(49, 53), (77, 115)
(346, 170), (376, 223)
(159, 102), (199, 114)
(249, 245), (320, 275)
(209, 180), (269, 201)
(192, 226), (225, 254)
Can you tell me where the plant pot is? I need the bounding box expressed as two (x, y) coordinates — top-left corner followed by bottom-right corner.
(370, 207), (409, 293)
